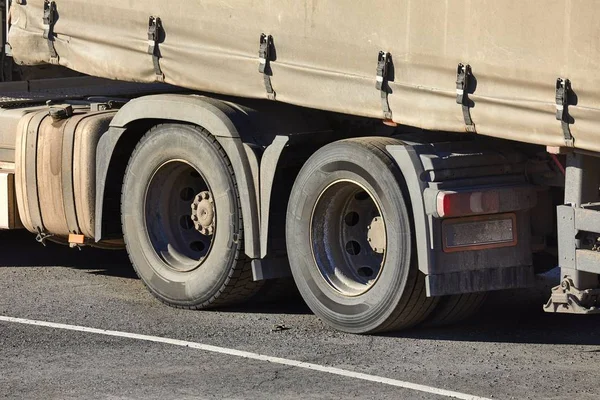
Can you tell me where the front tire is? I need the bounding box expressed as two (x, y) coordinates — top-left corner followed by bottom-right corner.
(286, 138), (437, 334)
(121, 124), (261, 309)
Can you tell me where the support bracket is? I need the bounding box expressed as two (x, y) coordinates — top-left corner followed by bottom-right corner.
(544, 277), (600, 314)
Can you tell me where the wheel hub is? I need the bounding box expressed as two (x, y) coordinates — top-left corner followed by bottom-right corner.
(367, 217), (386, 254)
(191, 191), (215, 236)
(143, 161), (213, 272)
(310, 180), (387, 297)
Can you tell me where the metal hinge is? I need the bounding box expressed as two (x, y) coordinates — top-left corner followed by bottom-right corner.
(148, 16), (165, 82)
(42, 0), (59, 64)
(259, 33), (276, 100)
(376, 51), (393, 121)
(456, 63), (476, 133)
(556, 78), (574, 147)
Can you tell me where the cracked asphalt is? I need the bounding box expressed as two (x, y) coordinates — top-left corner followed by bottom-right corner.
(1, 230), (599, 400)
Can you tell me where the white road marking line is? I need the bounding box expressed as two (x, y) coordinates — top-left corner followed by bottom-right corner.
(0, 315), (490, 400)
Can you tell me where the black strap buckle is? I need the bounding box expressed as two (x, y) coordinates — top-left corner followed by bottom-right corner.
(259, 34), (276, 100)
(376, 51), (390, 91)
(148, 16), (165, 82)
(42, 0), (59, 63)
(42, 0), (56, 26)
(556, 78), (574, 147)
(376, 51), (393, 120)
(456, 63), (476, 133)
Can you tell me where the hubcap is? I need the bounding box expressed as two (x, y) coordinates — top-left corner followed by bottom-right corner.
(191, 191), (215, 236)
(310, 180), (387, 296)
(144, 161), (216, 272)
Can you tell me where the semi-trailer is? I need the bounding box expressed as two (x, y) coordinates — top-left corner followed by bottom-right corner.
(0, 0), (598, 333)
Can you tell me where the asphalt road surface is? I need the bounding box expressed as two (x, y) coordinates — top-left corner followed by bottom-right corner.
(1, 230), (599, 400)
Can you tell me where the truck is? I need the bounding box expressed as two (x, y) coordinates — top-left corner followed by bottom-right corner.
(0, 0), (598, 334)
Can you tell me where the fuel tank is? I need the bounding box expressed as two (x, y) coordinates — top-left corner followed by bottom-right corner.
(15, 104), (117, 241)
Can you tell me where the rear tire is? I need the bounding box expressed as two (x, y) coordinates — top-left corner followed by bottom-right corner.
(121, 124), (261, 309)
(423, 293), (487, 327)
(286, 137), (437, 334)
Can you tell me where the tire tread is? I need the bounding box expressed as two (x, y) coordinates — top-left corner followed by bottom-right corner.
(121, 124), (262, 310)
(359, 137), (438, 333)
(423, 293), (487, 327)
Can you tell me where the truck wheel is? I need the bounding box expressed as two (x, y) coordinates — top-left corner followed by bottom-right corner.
(286, 138), (437, 334)
(121, 124), (261, 309)
(422, 293), (487, 327)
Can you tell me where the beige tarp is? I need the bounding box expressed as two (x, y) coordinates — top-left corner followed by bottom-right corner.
(8, 1), (600, 152)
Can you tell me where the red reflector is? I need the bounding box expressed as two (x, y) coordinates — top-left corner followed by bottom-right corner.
(437, 190), (501, 218)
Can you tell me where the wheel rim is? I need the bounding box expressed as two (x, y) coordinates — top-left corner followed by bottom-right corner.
(310, 179), (387, 297)
(144, 160), (215, 272)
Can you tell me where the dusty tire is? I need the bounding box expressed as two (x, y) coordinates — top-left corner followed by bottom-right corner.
(121, 124), (261, 309)
(286, 137), (437, 334)
(423, 293), (487, 327)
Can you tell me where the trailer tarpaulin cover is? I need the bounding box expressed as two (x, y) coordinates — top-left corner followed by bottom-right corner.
(8, 1), (600, 152)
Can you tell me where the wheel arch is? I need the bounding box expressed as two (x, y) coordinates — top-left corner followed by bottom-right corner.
(95, 94), (261, 259)
(385, 144), (432, 276)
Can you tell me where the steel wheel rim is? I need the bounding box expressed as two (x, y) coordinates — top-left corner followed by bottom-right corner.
(310, 179), (387, 297)
(144, 160), (215, 272)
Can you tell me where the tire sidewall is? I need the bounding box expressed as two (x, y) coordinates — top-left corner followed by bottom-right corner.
(286, 140), (414, 333)
(122, 124), (241, 306)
